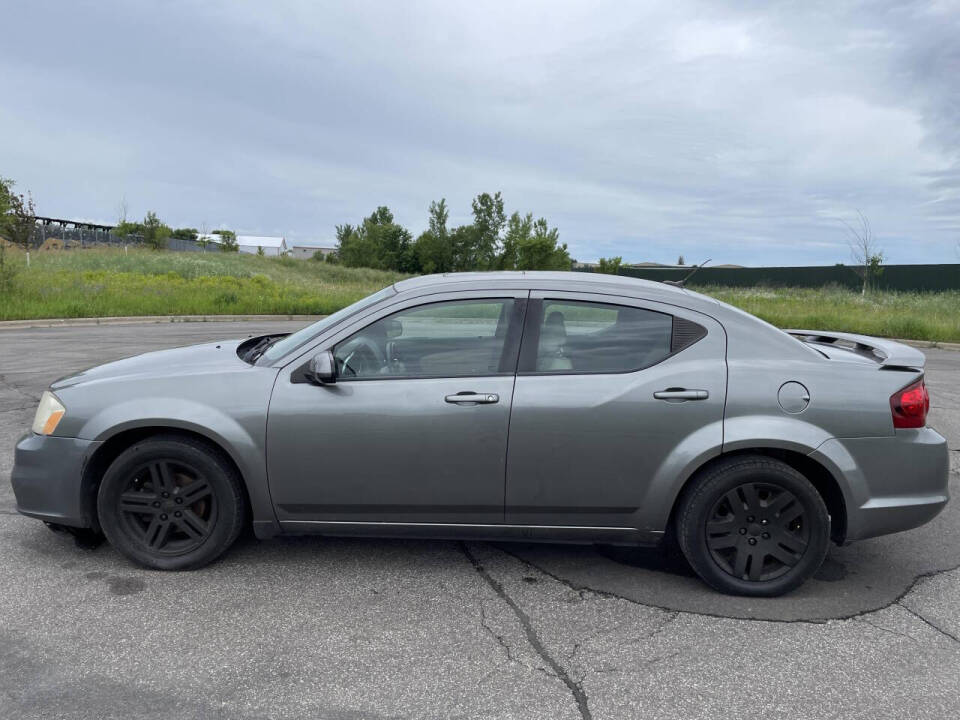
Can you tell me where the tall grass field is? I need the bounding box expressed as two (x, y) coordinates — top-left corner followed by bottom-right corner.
(698, 285), (959, 344)
(0, 247), (402, 319)
(0, 248), (957, 342)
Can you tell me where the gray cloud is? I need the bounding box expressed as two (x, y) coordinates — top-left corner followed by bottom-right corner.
(1, 0), (958, 264)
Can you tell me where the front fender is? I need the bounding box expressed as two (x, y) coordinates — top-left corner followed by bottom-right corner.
(80, 397), (278, 536)
(55, 366), (281, 537)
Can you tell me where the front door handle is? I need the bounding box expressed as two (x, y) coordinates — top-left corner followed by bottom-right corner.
(653, 389), (709, 402)
(445, 392), (499, 405)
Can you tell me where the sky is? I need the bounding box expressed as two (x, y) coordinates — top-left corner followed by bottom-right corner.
(2, 0), (959, 266)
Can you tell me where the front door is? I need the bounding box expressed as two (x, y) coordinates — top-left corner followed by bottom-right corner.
(266, 292), (527, 527)
(505, 292), (726, 529)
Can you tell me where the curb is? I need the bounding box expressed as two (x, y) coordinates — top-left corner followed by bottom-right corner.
(0, 314), (322, 331)
(0, 315), (957, 352)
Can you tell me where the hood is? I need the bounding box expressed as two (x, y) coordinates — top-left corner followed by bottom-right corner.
(51, 339), (248, 390)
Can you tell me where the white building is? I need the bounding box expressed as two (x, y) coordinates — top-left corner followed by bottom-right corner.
(236, 235), (287, 256)
(200, 233), (288, 256)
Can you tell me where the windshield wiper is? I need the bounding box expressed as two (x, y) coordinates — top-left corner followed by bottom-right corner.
(245, 335), (280, 364)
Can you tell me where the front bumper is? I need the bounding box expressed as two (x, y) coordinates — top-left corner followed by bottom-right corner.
(10, 433), (101, 528)
(811, 427), (950, 542)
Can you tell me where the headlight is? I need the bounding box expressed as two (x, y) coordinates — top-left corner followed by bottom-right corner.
(32, 391), (66, 435)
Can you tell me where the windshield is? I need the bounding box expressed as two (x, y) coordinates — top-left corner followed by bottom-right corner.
(257, 285), (397, 364)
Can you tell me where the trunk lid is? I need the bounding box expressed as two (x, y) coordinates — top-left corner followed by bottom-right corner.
(785, 330), (926, 370)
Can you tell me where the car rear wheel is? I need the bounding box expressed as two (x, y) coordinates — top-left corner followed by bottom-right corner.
(676, 455), (830, 596)
(97, 435), (247, 570)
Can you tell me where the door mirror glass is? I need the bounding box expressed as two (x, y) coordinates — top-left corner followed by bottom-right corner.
(308, 350), (337, 384)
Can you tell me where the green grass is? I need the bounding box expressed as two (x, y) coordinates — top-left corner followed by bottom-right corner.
(696, 285), (960, 344)
(0, 249), (957, 342)
(0, 247), (403, 319)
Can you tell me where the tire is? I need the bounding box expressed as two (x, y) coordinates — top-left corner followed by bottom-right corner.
(96, 435), (247, 570)
(676, 455), (830, 597)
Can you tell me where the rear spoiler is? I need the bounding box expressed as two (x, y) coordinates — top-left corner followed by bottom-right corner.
(785, 329), (926, 369)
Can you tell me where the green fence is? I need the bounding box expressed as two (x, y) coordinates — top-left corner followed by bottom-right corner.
(604, 264), (960, 292)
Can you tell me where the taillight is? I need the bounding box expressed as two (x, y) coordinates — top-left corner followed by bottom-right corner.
(890, 378), (930, 429)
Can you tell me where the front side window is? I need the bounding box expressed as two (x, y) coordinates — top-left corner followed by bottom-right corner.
(333, 299), (516, 379)
(531, 300), (674, 373)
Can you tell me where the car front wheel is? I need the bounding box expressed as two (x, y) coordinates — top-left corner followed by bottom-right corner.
(676, 455), (830, 596)
(97, 435), (247, 570)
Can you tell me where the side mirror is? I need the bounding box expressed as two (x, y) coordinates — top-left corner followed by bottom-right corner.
(308, 351), (337, 384)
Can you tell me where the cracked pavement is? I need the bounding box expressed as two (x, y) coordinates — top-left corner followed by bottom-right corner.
(0, 321), (958, 719)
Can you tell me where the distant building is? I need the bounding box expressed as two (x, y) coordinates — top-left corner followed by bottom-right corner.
(200, 234), (288, 256)
(289, 245), (337, 260)
(237, 235), (287, 256)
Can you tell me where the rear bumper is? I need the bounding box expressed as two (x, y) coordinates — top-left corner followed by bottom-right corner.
(811, 428), (950, 542)
(10, 433), (101, 528)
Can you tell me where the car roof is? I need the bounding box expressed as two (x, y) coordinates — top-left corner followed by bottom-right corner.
(394, 271), (692, 299)
(391, 271), (731, 317)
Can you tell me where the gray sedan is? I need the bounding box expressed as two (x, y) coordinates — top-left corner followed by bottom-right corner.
(10, 272), (949, 595)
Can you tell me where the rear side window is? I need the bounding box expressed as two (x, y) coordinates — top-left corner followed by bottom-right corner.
(525, 300), (686, 374)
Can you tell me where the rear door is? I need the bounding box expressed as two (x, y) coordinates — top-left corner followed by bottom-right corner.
(504, 291), (726, 529)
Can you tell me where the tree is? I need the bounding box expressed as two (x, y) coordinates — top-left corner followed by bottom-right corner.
(411, 199), (454, 273)
(256, 245), (265, 256)
(213, 229), (238, 252)
(842, 211), (883, 295)
(461, 192), (505, 270)
(0, 176), (14, 223)
(449, 225), (479, 272)
(6, 189), (37, 263)
(498, 211), (532, 270)
(333, 193), (567, 274)
(597, 256), (622, 274)
(0, 177), (16, 288)
(113, 220), (141, 240)
(413, 230), (452, 274)
(170, 227), (198, 241)
(337, 207), (414, 271)
(677, 255), (685, 266)
(117, 196), (129, 226)
(498, 212), (571, 270)
(195, 223), (211, 252)
(141, 211), (171, 250)
(517, 217), (570, 270)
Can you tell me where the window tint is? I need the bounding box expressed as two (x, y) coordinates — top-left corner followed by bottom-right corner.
(334, 299), (516, 379)
(532, 300), (674, 373)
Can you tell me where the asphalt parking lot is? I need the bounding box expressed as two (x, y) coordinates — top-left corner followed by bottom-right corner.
(1, 320), (958, 719)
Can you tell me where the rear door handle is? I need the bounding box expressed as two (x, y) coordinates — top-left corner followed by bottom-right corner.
(445, 392), (499, 405)
(653, 389), (709, 402)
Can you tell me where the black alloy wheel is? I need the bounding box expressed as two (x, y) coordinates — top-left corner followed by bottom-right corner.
(97, 435), (246, 570)
(116, 459), (218, 556)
